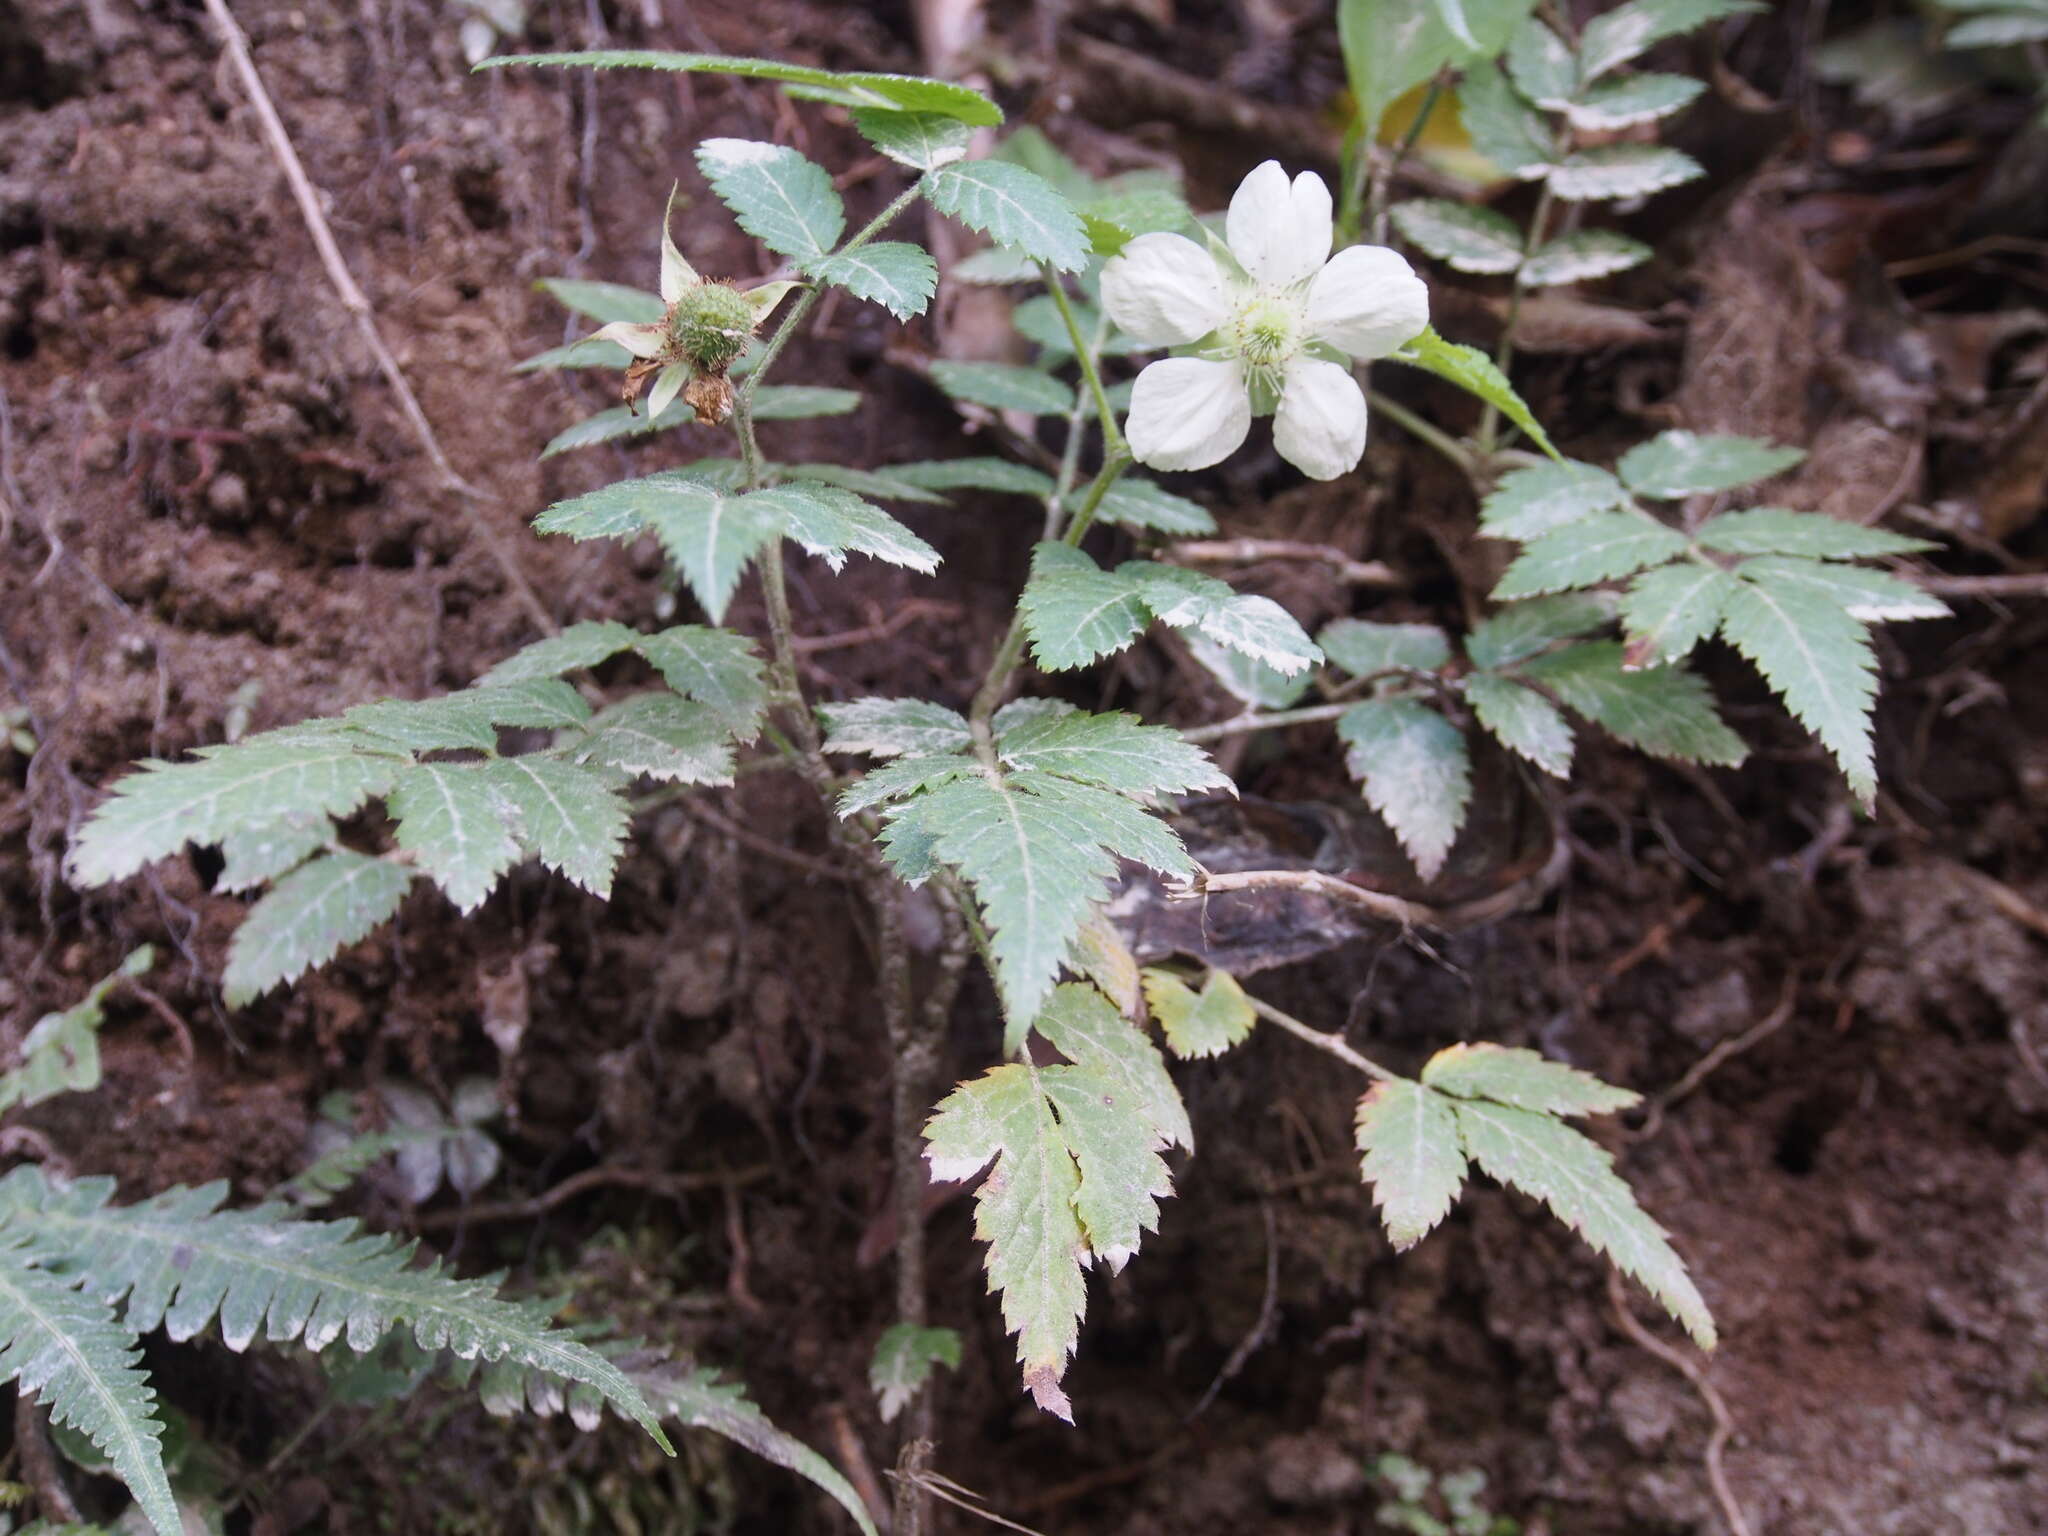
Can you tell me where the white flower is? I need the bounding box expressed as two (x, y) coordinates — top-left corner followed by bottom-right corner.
(1100, 161), (1430, 481)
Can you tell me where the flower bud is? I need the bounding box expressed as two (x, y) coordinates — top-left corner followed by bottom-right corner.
(667, 282), (756, 376)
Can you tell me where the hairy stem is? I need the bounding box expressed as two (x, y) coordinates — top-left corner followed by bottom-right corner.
(1041, 269), (1126, 459)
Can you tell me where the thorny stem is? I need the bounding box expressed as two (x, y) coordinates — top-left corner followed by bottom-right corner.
(1245, 996), (1399, 1082)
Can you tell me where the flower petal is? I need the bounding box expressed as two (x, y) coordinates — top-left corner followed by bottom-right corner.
(1272, 357), (1367, 481)
(1100, 232), (1230, 347)
(1305, 245), (1430, 360)
(1226, 162), (1333, 288)
(591, 321), (668, 360)
(1126, 357), (1251, 473)
(660, 184), (698, 304)
(647, 363), (689, 419)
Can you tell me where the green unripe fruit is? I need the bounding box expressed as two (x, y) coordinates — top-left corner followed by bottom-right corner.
(667, 282), (755, 374)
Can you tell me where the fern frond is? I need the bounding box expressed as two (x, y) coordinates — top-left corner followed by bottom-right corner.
(0, 1169), (671, 1457)
(0, 1235), (178, 1536)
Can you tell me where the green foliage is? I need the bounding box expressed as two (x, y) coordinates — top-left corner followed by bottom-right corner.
(869, 1325), (962, 1424)
(696, 139), (844, 262)
(1355, 1044), (1714, 1346)
(1340, 0), (1540, 136)
(929, 360), (1074, 415)
(924, 984), (1190, 1418)
(922, 160), (1091, 272)
(1392, 330), (1560, 458)
(1338, 698), (1474, 881)
(1142, 967), (1257, 1059)
(1389, 200), (1527, 274)
(0, 948), (151, 1112)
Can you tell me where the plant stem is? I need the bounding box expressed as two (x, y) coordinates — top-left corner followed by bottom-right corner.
(1181, 701), (1355, 744)
(1477, 178), (1556, 454)
(1367, 76), (1445, 247)
(1368, 388), (1481, 483)
(1246, 996), (1398, 1082)
(1040, 268), (1126, 459)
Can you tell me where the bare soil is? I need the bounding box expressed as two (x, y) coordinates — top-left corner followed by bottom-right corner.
(4, 1), (2047, 1533)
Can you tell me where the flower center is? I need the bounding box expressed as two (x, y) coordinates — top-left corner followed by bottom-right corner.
(1233, 293), (1301, 372)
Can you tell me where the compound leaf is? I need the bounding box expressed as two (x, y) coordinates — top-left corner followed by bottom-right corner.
(388, 763), (521, 914)
(1319, 619), (1452, 680)
(1520, 229), (1653, 286)
(1521, 641), (1746, 764)
(1122, 561), (1322, 674)
(1720, 565), (1879, 803)
(1457, 61), (1557, 178)
(694, 139), (844, 262)
(1337, 699), (1473, 881)
(1464, 673), (1575, 776)
(1617, 430), (1804, 499)
(1422, 1043), (1641, 1115)
(808, 242), (938, 321)
(1450, 1100), (1716, 1347)
(633, 627), (769, 739)
(820, 698), (973, 759)
(1019, 544), (1151, 670)
(1389, 199), (1527, 274)
(852, 108), (973, 169)
(479, 621), (641, 686)
(840, 753), (979, 817)
(994, 707), (1231, 798)
(534, 472), (781, 623)
(923, 161), (1090, 272)
(0, 1240), (178, 1536)
(1620, 563), (1738, 668)
(1481, 460), (1633, 541)
(1354, 1079), (1467, 1252)
(1726, 555), (1947, 623)
(1578, 0), (1762, 80)
(1695, 507), (1936, 560)
(1505, 14), (1577, 105)
(1393, 328), (1560, 459)
(752, 482), (941, 575)
(223, 851), (413, 1007)
(1466, 592), (1616, 670)
(570, 695), (734, 785)
(219, 817), (333, 894)
(1142, 968), (1256, 1059)
(482, 757), (629, 897)
(1565, 72), (1705, 129)
(1494, 511), (1689, 599)
(1032, 982), (1193, 1155)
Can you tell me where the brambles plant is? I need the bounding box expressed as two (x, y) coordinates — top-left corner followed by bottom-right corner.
(32, 13), (1957, 1532)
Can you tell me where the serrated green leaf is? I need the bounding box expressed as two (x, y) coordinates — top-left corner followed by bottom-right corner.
(633, 627), (768, 739)
(1520, 229), (1654, 286)
(1620, 563), (1737, 668)
(514, 337), (634, 373)
(540, 401), (693, 458)
(808, 242), (938, 321)
(928, 360), (1072, 416)
(1720, 566), (1879, 802)
(0, 1242), (179, 1536)
(1521, 641), (1746, 764)
(1467, 592), (1617, 669)
(1341, 0), (1540, 134)
(890, 458), (1057, 498)
(869, 1324), (961, 1424)
(1393, 328), (1560, 459)
(1079, 177), (1194, 256)
(923, 161), (1090, 272)
(1548, 145), (1704, 201)
(345, 683), (590, 754)
(1618, 431), (1806, 498)
(889, 772), (1190, 1026)
(1032, 982), (1193, 1154)
(1423, 1042), (1641, 1115)
(1565, 72), (1706, 129)
(851, 108), (972, 169)
(535, 278), (664, 324)
(1389, 199), (1527, 274)
(1696, 507), (1936, 560)
(1578, 0), (1763, 80)
(821, 698), (972, 759)
(218, 817), (332, 894)
(693, 139), (844, 261)
(1184, 631), (1312, 710)
(995, 708), (1228, 798)
(840, 753), (979, 817)
(477, 50), (1003, 125)
(1464, 673), (1575, 775)
(1354, 1080), (1468, 1251)
(1122, 562), (1323, 674)
(535, 473), (781, 624)
(1319, 619), (1452, 680)
(780, 462), (947, 504)
(69, 741), (400, 888)
(754, 481), (941, 575)
(388, 763), (520, 914)
(1011, 293), (1142, 357)
(1495, 511), (1689, 599)
(1948, 11), (2048, 44)
(1097, 480), (1218, 535)
(1506, 15), (1577, 105)
(752, 386), (863, 421)
(1019, 544), (1152, 670)
(1726, 555), (1948, 623)
(1338, 698), (1473, 880)
(223, 852), (413, 1006)
(1458, 61), (1557, 178)
(571, 695), (733, 786)
(1481, 460), (1633, 540)
(1142, 968), (1256, 1059)
(480, 621), (641, 686)
(1068, 911), (1144, 1019)
(1450, 1100), (1715, 1347)
(483, 757), (628, 897)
